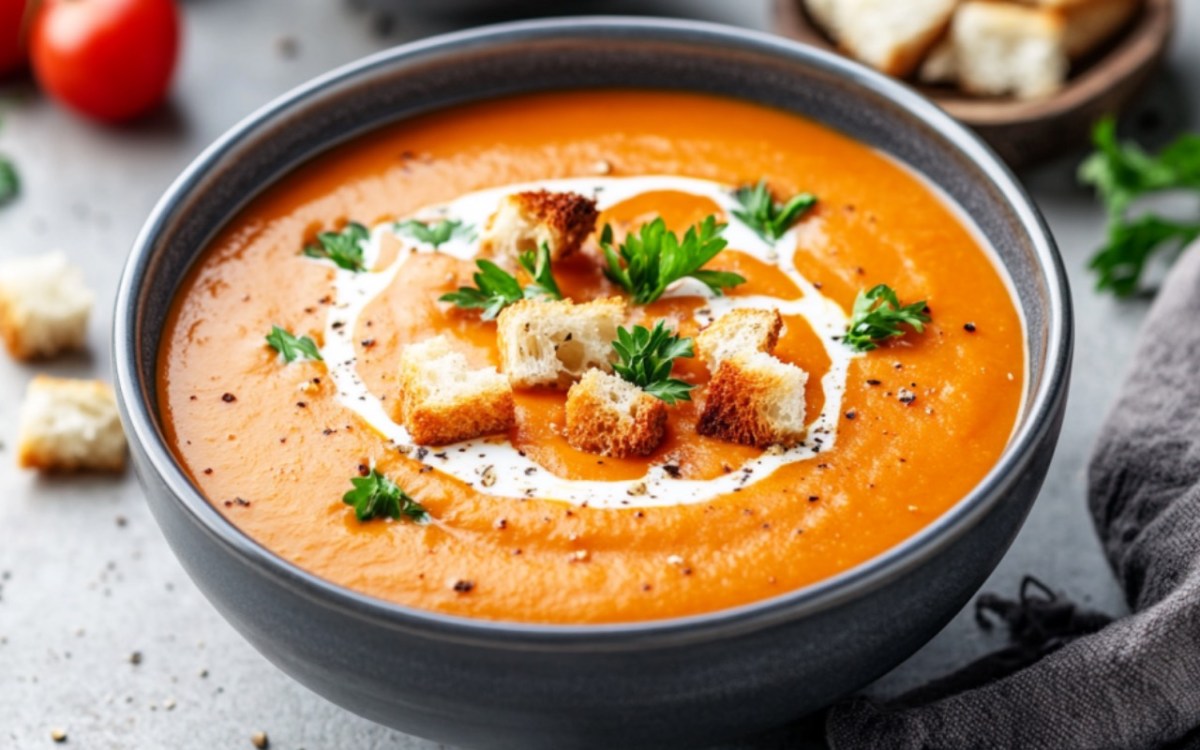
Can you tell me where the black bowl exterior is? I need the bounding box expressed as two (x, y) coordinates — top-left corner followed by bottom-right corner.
(114, 18), (1072, 750)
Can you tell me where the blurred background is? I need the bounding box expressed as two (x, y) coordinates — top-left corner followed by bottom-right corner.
(0, 1), (1196, 748)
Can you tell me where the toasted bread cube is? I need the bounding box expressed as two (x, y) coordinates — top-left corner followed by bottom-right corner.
(953, 2), (1068, 99)
(806, 0), (959, 78)
(696, 309), (783, 374)
(481, 190), (599, 263)
(917, 37), (958, 85)
(1057, 0), (1139, 59)
(496, 297), (626, 389)
(17, 376), (126, 472)
(697, 352), (808, 448)
(565, 369), (667, 458)
(397, 336), (515, 446)
(0, 252), (93, 360)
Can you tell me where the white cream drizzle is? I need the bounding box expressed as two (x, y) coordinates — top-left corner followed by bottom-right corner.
(318, 176), (857, 509)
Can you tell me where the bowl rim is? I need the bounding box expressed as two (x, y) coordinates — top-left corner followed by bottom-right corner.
(113, 16), (1072, 647)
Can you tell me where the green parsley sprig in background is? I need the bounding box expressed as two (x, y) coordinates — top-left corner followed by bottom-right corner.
(0, 113), (16, 207)
(343, 468), (428, 523)
(304, 222), (370, 272)
(732, 180), (817, 243)
(266, 326), (322, 363)
(601, 216), (745, 304)
(1079, 118), (1200, 297)
(0, 155), (17, 207)
(843, 284), (930, 353)
(440, 244), (562, 320)
(611, 321), (696, 405)
(396, 218), (474, 248)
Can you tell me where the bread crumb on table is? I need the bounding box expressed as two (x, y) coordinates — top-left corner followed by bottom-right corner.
(0, 251), (93, 360)
(17, 376), (127, 473)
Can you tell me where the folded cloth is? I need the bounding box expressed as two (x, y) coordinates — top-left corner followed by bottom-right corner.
(826, 243), (1200, 750)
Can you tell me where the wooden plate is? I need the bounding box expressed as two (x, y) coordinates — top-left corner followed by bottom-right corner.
(772, 0), (1175, 168)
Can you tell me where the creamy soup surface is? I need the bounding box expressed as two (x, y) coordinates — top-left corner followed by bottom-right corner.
(160, 91), (1025, 624)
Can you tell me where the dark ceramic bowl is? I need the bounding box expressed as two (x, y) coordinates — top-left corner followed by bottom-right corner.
(113, 17), (1071, 750)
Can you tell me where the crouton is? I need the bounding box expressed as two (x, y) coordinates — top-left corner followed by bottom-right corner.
(397, 335), (515, 446)
(697, 352), (809, 448)
(496, 297), (626, 389)
(0, 252), (93, 360)
(565, 369), (667, 458)
(917, 37), (959, 85)
(951, 0), (1135, 99)
(1057, 0), (1139, 59)
(17, 376), (126, 472)
(805, 0), (959, 77)
(695, 309), (783, 374)
(952, 2), (1068, 99)
(481, 190), (599, 263)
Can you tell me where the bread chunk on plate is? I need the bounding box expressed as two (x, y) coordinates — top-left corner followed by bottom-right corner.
(481, 190), (599, 263)
(695, 308), (783, 375)
(496, 297), (626, 389)
(565, 369), (667, 458)
(398, 336), (515, 446)
(0, 252), (93, 360)
(17, 376), (126, 472)
(804, 0), (959, 77)
(697, 351), (809, 448)
(951, 0), (1138, 98)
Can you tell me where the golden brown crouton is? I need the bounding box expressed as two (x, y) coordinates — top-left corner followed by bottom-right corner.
(17, 376), (126, 473)
(397, 336), (515, 446)
(481, 190), (599, 263)
(565, 369), (668, 458)
(805, 0), (959, 78)
(496, 297), (626, 389)
(695, 308), (783, 374)
(950, 0), (1136, 99)
(697, 352), (809, 448)
(0, 252), (93, 360)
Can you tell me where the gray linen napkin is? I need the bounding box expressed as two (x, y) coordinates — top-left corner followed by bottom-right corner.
(826, 242), (1200, 750)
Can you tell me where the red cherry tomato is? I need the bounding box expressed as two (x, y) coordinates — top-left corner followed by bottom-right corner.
(30, 0), (180, 123)
(0, 0), (28, 76)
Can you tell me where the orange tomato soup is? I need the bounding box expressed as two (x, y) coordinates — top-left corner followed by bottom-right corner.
(159, 91), (1025, 624)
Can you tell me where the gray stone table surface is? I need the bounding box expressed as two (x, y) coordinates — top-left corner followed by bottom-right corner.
(1, 1), (1197, 748)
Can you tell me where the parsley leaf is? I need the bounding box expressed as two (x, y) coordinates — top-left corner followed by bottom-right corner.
(1088, 215), (1200, 297)
(732, 180), (817, 243)
(600, 216), (745, 304)
(265, 325), (323, 363)
(303, 222), (370, 272)
(1079, 118), (1200, 296)
(0, 155), (18, 206)
(843, 284), (931, 353)
(611, 321), (696, 405)
(440, 260), (525, 320)
(396, 218), (474, 248)
(342, 469), (428, 523)
(441, 246), (562, 320)
(517, 243), (562, 300)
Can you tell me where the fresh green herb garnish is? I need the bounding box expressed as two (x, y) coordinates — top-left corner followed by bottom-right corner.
(843, 284), (931, 353)
(440, 245), (562, 320)
(396, 218), (474, 248)
(732, 180), (817, 243)
(342, 469), (428, 523)
(0, 156), (18, 206)
(517, 243), (562, 300)
(303, 222), (370, 272)
(611, 321), (696, 405)
(1079, 118), (1200, 296)
(600, 216), (745, 304)
(266, 325), (323, 363)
